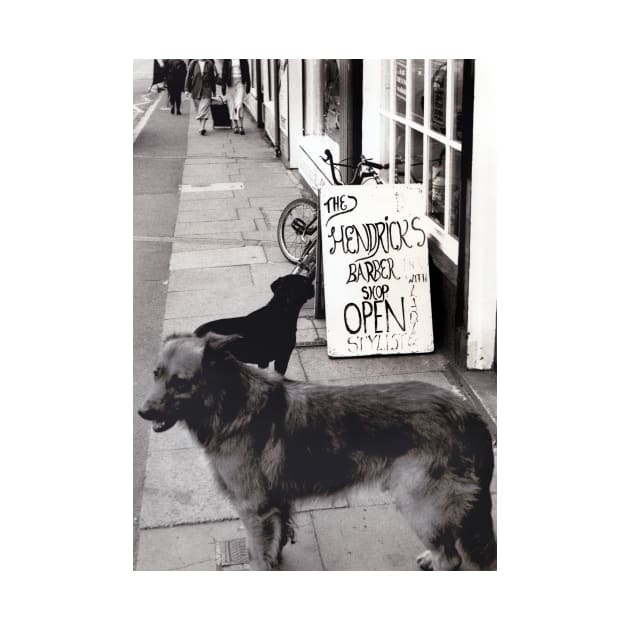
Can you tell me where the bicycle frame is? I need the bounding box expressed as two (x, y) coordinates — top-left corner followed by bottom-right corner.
(288, 152), (389, 279)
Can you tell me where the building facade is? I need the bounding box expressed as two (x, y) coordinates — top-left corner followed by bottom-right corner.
(241, 59), (496, 371)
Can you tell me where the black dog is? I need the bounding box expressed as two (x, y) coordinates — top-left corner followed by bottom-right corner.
(194, 275), (314, 375)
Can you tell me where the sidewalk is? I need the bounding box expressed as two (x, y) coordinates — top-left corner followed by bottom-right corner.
(135, 105), (497, 571)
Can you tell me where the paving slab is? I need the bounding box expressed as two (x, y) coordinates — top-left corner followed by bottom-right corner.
(175, 218), (254, 236)
(245, 196), (302, 210)
(312, 504), (424, 571)
(162, 314), (246, 336)
(168, 266), (253, 292)
(459, 369), (497, 424)
(171, 238), (243, 253)
(182, 164), (237, 176)
(295, 495), (349, 512)
(252, 259), (294, 282)
(147, 422), (198, 451)
(170, 245), (266, 271)
(278, 512), (325, 571)
(233, 170), (295, 181)
(316, 371), (455, 391)
(164, 285), (272, 319)
(297, 346), (449, 381)
(178, 197), (248, 211)
(177, 207), (238, 223)
(140, 447), (239, 527)
(184, 157), (238, 165)
(262, 210), (284, 224)
(296, 325), (321, 345)
(137, 520), (245, 571)
(313, 318), (327, 331)
(181, 173), (234, 186)
(235, 206), (264, 219)
(241, 229), (281, 242)
(179, 190), (235, 200)
(262, 245), (290, 263)
(344, 483), (394, 508)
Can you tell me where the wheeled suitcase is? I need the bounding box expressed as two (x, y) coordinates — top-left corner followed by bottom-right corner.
(211, 96), (231, 128)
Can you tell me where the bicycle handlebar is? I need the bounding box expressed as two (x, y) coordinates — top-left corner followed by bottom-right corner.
(363, 159), (389, 170)
(322, 149), (343, 185)
(321, 149), (389, 184)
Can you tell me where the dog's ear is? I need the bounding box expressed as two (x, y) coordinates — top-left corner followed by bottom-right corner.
(202, 333), (242, 367)
(271, 276), (287, 295)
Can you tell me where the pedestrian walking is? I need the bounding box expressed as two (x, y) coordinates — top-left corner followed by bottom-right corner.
(221, 59), (251, 135)
(164, 59), (187, 115)
(185, 59), (217, 135)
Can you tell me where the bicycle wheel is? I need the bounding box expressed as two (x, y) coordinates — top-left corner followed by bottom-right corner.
(277, 198), (318, 263)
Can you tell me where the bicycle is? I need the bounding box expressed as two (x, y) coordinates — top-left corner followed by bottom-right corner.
(277, 150), (389, 278)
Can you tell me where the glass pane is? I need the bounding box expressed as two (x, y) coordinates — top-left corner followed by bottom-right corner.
(395, 59), (407, 117)
(449, 148), (461, 236)
(323, 59), (340, 144)
(410, 59), (425, 125)
(394, 121), (406, 183)
(379, 115), (391, 183)
(430, 59), (447, 135)
(428, 138), (445, 226)
(452, 60), (464, 141)
(410, 128), (423, 184)
(381, 59), (392, 112)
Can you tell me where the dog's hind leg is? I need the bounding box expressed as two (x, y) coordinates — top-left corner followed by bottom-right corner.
(457, 486), (497, 570)
(415, 529), (462, 571)
(390, 457), (469, 571)
(393, 490), (463, 570)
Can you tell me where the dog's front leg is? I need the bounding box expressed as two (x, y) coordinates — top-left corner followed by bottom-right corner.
(239, 510), (282, 570)
(273, 351), (291, 375)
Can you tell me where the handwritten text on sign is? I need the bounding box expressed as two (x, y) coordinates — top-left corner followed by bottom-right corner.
(321, 185), (434, 357)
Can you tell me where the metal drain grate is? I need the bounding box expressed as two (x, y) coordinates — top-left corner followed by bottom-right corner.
(215, 537), (250, 571)
(295, 338), (327, 348)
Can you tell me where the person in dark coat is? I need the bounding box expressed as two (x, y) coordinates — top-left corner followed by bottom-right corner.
(164, 59), (187, 115)
(185, 60), (217, 135)
(221, 60), (251, 135)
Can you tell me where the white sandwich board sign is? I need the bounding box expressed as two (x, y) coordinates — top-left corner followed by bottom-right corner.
(320, 184), (434, 357)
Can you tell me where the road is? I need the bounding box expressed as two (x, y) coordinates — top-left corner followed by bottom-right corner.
(133, 59), (161, 127)
(133, 59), (189, 567)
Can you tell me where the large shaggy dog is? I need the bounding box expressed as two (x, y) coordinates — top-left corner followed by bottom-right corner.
(138, 332), (496, 571)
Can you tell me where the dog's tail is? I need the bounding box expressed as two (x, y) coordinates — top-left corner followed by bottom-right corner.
(458, 416), (497, 570)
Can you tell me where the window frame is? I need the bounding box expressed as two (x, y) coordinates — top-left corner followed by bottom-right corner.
(380, 59), (463, 263)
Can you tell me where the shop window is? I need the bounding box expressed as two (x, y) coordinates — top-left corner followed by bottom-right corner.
(323, 59), (340, 144)
(430, 59), (447, 135)
(452, 60), (464, 141)
(410, 59), (425, 125)
(410, 128), (423, 184)
(394, 121), (405, 183)
(378, 59), (467, 261)
(449, 147), (461, 236)
(379, 114), (391, 184)
(428, 137), (445, 227)
(395, 59), (406, 117)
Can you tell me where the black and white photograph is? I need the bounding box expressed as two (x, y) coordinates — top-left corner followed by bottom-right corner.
(133, 59), (497, 571)
(6, 2), (630, 624)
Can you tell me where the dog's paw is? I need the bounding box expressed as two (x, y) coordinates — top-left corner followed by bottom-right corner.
(416, 550), (434, 571)
(264, 555), (280, 570)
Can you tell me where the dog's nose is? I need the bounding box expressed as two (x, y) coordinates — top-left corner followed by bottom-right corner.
(138, 406), (152, 420)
